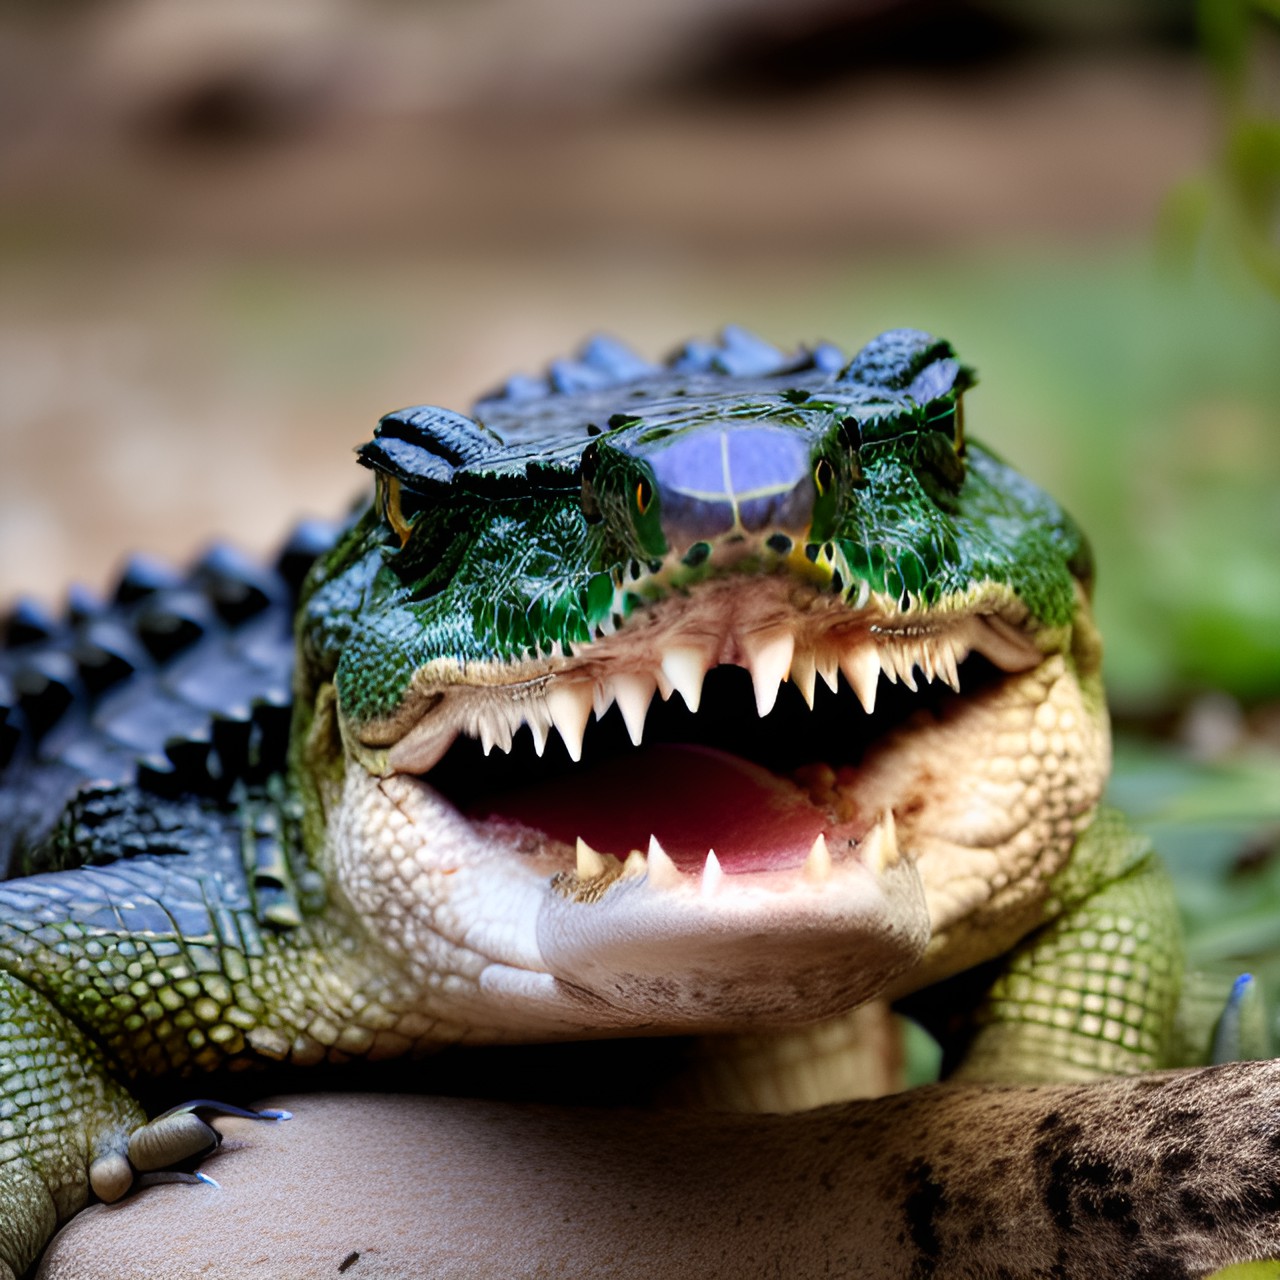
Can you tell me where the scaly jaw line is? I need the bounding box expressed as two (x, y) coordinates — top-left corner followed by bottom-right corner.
(379, 582), (1045, 777)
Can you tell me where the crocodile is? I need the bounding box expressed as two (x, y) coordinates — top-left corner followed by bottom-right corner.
(2, 326), (1279, 1278)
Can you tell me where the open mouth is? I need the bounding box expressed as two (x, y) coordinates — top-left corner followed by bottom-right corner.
(372, 577), (1046, 901)
(334, 574), (1098, 1034)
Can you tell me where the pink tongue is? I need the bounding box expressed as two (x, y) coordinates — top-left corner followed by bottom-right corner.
(469, 744), (827, 873)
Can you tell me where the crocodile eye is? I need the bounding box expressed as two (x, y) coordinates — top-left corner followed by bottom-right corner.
(377, 473), (416, 548)
(578, 444), (603, 523)
(634, 477), (654, 517)
(926, 397), (965, 455)
(813, 457), (834, 497)
(580, 474), (602, 523)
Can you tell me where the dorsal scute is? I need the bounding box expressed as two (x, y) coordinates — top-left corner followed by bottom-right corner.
(666, 325), (789, 378)
(837, 330), (975, 446)
(359, 329), (975, 499)
(359, 405), (501, 491)
(839, 329), (951, 388)
(0, 520), (340, 875)
(465, 329), (841, 460)
(475, 333), (657, 408)
(476, 328), (808, 415)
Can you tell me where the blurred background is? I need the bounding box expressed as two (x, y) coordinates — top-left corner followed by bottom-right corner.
(1, 0), (1278, 976)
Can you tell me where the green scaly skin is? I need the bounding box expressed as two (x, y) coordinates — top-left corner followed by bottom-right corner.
(0, 328), (1240, 1276)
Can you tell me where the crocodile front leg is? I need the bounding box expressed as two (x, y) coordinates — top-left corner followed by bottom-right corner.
(0, 972), (145, 1279)
(922, 811), (1189, 1083)
(0, 785), (422, 1270)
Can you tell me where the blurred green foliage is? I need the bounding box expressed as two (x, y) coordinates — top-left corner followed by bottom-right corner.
(1162, 0), (1280, 293)
(1204, 1259), (1280, 1278)
(1110, 738), (1280, 960)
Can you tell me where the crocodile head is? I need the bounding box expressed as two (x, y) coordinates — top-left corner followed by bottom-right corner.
(295, 329), (1107, 1043)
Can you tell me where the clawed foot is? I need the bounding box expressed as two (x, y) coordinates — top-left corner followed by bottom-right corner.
(89, 1101), (291, 1203)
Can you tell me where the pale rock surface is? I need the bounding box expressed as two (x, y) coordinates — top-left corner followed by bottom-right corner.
(35, 1066), (1280, 1279)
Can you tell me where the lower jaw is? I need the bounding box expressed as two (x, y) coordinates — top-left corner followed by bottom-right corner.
(413, 649), (1024, 884)
(463, 742), (874, 876)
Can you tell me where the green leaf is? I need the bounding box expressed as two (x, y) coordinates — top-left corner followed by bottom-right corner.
(1157, 178), (1213, 272)
(1198, 0), (1251, 84)
(1202, 1262), (1280, 1280)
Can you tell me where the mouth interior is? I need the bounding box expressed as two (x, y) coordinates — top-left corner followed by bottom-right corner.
(424, 656), (1004, 873)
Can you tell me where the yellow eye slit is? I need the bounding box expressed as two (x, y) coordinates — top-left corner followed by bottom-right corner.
(635, 479), (654, 515)
(814, 457), (834, 496)
(379, 474), (415, 547)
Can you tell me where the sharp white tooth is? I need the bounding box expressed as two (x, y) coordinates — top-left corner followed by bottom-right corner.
(479, 717), (514, 757)
(804, 832), (831, 883)
(612, 672), (657, 746)
(621, 849), (646, 878)
(919, 641), (938, 683)
(885, 645), (916, 696)
(545, 682), (593, 762)
(895, 645), (920, 692)
(876, 643), (912, 691)
(863, 825), (886, 876)
(839, 645), (880, 714)
(862, 810), (899, 875)
(661, 646), (710, 713)
(743, 630), (794, 717)
(937, 641), (962, 692)
(576, 837), (606, 880)
(790, 649), (817, 710)
(646, 835), (683, 889)
(701, 849), (724, 896)
(527, 716), (550, 757)
(592, 682), (616, 718)
(816, 647), (841, 694)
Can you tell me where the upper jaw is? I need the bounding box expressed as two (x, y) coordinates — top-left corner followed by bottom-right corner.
(356, 575), (1049, 779)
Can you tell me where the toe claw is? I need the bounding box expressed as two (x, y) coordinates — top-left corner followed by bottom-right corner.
(89, 1151), (133, 1203)
(155, 1099), (291, 1123)
(118, 1098), (292, 1193)
(128, 1111), (219, 1173)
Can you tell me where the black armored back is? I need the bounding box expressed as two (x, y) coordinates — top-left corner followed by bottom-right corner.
(0, 522), (338, 876)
